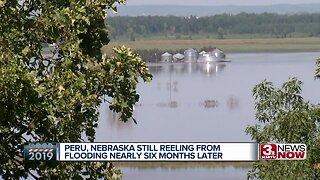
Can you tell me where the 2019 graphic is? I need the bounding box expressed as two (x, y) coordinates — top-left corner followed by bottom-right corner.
(24, 143), (57, 161)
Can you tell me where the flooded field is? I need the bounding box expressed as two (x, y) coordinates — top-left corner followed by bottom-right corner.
(96, 52), (320, 179)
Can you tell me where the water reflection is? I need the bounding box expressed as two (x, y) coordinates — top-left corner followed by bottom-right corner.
(201, 100), (219, 108)
(147, 62), (228, 108)
(155, 101), (178, 108)
(149, 62), (227, 76)
(197, 62), (227, 76)
(227, 96), (240, 111)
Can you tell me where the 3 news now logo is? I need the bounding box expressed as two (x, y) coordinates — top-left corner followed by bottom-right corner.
(260, 144), (306, 160)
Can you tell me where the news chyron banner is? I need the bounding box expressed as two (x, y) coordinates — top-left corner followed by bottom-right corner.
(24, 142), (258, 161)
(260, 144), (307, 160)
(24, 142), (307, 161)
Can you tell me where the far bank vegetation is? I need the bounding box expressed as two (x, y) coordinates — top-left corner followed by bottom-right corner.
(107, 13), (320, 41)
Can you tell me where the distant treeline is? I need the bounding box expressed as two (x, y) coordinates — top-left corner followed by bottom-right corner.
(107, 13), (320, 40)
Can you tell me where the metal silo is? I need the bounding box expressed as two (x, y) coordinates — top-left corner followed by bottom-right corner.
(209, 48), (226, 60)
(173, 53), (184, 62)
(161, 52), (173, 62)
(184, 48), (197, 62)
(197, 50), (210, 62)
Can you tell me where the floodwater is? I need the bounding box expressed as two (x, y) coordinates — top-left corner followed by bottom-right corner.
(96, 52), (320, 179)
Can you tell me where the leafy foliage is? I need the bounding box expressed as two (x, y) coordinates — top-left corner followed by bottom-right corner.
(246, 77), (320, 179)
(0, 0), (152, 179)
(316, 58), (320, 78)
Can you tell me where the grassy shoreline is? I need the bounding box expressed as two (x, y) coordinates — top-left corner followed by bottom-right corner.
(104, 37), (320, 54)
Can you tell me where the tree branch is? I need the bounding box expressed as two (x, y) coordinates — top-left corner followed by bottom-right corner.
(14, 157), (39, 179)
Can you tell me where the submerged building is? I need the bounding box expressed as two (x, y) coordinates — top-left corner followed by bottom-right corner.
(184, 48), (197, 62)
(197, 48), (226, 62)
(161, 52), (173, 62)
(173, 53), (184, 62)
(159, 48), (227, 63)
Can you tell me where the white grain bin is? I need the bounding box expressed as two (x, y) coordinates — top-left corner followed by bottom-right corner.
(208, 48), (226, 60)
(161, 52), (173, 62)
(173, 53), (184, 62)
(197, 51), (210, 62)
(184, 48), (197, 62)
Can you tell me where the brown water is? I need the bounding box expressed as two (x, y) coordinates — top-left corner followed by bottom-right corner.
(96, 52), (320, 179)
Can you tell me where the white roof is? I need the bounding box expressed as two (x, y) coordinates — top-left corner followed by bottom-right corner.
(161, 52), (172, 56)
(184, 48), (197, 53)
(173, 53), (184, 59)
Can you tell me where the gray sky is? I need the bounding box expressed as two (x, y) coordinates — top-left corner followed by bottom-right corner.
(125, 0), (320, 6)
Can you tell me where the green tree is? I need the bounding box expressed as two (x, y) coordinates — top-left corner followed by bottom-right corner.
(246, 59), (320, 179)
(0, 0), (152, 179)
(217, 26), (225, 39)
(127, 27), (135, 41)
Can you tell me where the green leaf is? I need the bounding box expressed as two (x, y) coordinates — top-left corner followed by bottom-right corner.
(22, 46), (30, 55)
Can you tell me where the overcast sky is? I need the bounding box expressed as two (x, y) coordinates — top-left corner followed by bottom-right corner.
(125, 0), (320, 6)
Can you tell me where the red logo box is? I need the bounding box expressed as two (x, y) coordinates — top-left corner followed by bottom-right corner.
(260, 144), (277, 160)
